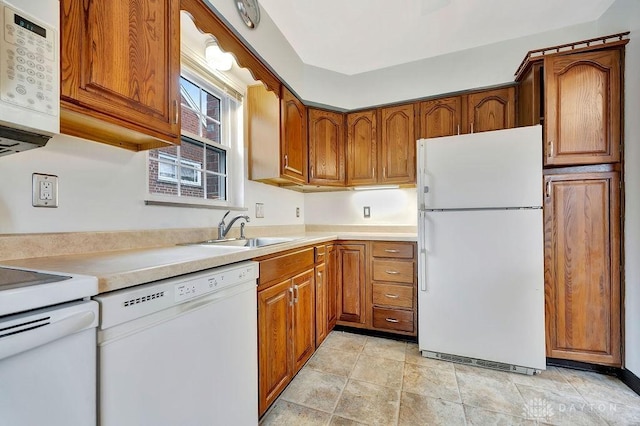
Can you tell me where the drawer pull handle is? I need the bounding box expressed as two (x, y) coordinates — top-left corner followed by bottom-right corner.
(385, 318), (399, 323)
(385, 294), (400, 299)
(385, 270), (400, 275)
(385, 249), (400, 253)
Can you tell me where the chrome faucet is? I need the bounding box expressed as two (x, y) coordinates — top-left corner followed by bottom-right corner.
(217, 210), (250, 240)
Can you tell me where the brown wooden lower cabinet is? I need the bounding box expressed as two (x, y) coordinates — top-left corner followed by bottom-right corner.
(326, 244), (338, 330)
(369, 241), (417, 336)
(257, 278), (293, 416)
(336, 241), (417, 337)
(336, 243), (367, 324)
(256, 248), (315, 416)
(544, 170), (621, 366)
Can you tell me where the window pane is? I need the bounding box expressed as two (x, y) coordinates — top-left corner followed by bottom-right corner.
(180, 138), (204, 169)
(181, 105), (200, 135)
(203, 118), (221, 143)
(203, 91), (220, 121)
(149, 158), (179, 196)
(206, 145), (226, 174)
(206, 173), (226, 200)
(180, 77), (200, 110)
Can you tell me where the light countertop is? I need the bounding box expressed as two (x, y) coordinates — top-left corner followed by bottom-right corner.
(1, 232), (416, 294)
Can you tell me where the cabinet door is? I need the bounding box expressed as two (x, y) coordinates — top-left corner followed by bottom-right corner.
(545, 50), (621, 166)
(280, 87), (308, 184)
(315, 263), (327, 347)
(258, 279), (293, 415)
(380, 104), (416, 184)
(326, 244), (338, 330)
(346, 110), (378, 186)
(308, 109), (345, 186)
(337, 244), (367, 324)
(516, 62), (543, 127)
(60, 0), (180, 147)
(292, 270), (315, 372)
(466, 87), (515, 133)
(544, 171), (621, 366)
(419, 97), (462, 138)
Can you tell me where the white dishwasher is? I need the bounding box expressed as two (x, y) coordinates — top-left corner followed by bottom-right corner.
(95, 261), (259, 426)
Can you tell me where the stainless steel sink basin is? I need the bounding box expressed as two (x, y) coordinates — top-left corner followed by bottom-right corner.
(185, 237), (299, 248)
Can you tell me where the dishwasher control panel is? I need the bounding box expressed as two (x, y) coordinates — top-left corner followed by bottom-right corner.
(174, 264), (256, 302)
(95, 261), (258, 329)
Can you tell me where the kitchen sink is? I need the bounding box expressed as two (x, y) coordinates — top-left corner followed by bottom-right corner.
(185, 237), (299, 248)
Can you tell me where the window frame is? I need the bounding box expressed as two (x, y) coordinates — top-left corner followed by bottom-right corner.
(146, 61), (242, 208)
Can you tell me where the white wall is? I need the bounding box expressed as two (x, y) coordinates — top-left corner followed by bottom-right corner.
(305, 189), (417, 226)
(203, 0), (601, 110)
(596, 0), (640, 378)
(0, 134), (303, 233)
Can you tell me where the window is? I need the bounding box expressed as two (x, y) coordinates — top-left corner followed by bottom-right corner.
(148, 70), (240, 205)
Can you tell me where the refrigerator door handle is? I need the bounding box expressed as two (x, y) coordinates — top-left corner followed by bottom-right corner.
(418, 210), (428, 292)
(417, 140), (428, 210)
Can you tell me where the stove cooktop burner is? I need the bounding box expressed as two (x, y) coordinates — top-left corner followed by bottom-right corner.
(0, 267), (70, 291)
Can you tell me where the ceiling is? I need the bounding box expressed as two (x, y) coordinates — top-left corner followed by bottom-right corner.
(258, 0), (616, 75)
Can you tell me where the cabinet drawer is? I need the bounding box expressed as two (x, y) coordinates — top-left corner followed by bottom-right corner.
(315, 245), (326, 264)
(372, 260), (414, 284)
(257, 247), (315, 287)
(372, 242), (414, 259)
(372, 307), (414, 333)
(372, 283), (413, 309)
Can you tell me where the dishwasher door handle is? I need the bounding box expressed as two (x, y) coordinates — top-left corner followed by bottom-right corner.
(0, 310), (96, 361)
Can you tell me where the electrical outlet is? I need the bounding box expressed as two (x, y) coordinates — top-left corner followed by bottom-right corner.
(364, 206), (371, 218)
(255, 203), (264, 218)
(296, 207), (300, 218)
(32, 173), (58, 207)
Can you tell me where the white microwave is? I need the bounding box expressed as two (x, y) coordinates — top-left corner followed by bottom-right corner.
(0, 0), (59, 156)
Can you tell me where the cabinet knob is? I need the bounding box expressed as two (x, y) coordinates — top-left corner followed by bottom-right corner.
(385, 293), (400, 299)
(385, 270), (400, 275)
(384, 249), (400, 253)
(385, 318), (399, 323)
(548, 140), (554, 157)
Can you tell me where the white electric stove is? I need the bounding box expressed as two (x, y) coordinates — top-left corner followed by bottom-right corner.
(0, 265), (99, 426)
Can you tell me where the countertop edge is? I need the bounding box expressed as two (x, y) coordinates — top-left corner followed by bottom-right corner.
(1, 233), (417, 294)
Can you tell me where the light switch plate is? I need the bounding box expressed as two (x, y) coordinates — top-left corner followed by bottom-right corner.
(255, 203), (264, 218)
(32, 173), (58, 207)
(364, 206), (371, 218)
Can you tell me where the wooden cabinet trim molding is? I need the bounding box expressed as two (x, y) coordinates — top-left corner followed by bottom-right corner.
(180, 0), (280, 94)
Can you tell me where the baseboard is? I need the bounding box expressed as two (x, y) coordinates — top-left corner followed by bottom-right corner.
(546, 358), (620, 375)
(618, 368), (640, 396)
(547, 358), (640, 397)
(333, 325), (418, 343)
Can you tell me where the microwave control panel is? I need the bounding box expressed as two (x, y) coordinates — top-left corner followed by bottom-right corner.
(1, 2), (58, 116)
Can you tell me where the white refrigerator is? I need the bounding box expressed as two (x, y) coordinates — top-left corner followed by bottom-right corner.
(417, 125), (545, 374)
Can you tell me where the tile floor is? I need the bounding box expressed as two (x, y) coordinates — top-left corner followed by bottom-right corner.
(260, 331), (640, 426)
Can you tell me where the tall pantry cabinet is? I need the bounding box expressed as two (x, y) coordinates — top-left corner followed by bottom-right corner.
(516, 36), (627, 367)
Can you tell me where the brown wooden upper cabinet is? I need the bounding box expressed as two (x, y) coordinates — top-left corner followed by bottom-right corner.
(280, 87), (308, 184)
(60, 0), (180, 151)
(545, 49), (621, 166)
(247, 84), (311, 186)
(544, 170), (621, 366)
(346, 106), (416, 186)
(418, 87), (515, 139)
(419, 96), (463, 139)
(308, 109), (345, 186)
(380, 104), (416, 184)
(346, 110), (378, 186)
(466, 87), (515, 133)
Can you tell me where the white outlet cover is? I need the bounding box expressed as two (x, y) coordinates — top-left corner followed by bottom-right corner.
(32, 173), (58, 207)
(256, 203), (264, 218)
